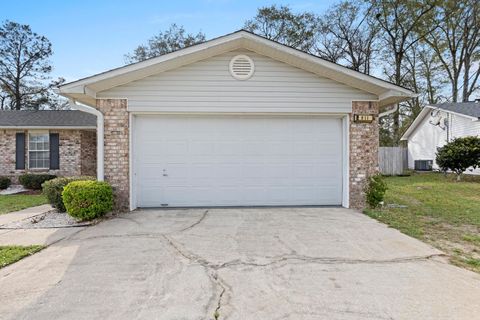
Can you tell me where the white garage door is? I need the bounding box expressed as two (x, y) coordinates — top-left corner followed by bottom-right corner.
(133, 115), (343, 207)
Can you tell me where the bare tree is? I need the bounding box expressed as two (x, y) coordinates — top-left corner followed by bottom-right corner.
(316, 1), (378, 74)
(371, 0), (438, 143)
(461, 0), (480, 101)
(244, 5), (319, 53)
(0, 20), (64, 110)
(125, 24), (206, 63)
(425, 0), (480, 102)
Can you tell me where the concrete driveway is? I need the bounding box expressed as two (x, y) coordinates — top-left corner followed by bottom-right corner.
(1, 207), (479, 320)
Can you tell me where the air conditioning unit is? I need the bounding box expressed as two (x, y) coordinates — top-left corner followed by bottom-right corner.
(414, 160), (433, 171)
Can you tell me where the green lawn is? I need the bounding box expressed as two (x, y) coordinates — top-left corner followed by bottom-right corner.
(365, 172), (480, 273)
(0, 245), (45, 268)
(0, 194), (48, 215)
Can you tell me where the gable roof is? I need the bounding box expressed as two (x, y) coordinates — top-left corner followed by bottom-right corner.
(428, 101), (480, 119)
(0, 110), (97, 128)
(401, 101), (480, 141)
(58, 30), (416, 107)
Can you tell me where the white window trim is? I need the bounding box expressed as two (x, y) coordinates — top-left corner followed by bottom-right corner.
(27, 130), (50, 170)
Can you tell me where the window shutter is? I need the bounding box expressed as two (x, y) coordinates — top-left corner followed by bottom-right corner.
(15, 132), (25, 170)
(49, 133), (60, 170)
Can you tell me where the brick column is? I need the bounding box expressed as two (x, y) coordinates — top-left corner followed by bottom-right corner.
(349, 101), (379, 209)
(96, 99), (129, 211)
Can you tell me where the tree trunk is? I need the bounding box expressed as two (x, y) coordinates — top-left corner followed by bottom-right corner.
(392, 53), (402, 143)
(463, 54), (470, 102)
(452, 78), (458, 102)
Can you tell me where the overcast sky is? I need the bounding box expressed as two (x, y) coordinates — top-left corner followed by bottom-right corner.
(2, 0), (336, 82)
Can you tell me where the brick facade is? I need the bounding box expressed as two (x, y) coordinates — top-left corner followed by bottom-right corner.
(81, 130), (97, 176)
(96, 99), (129, 211)
(349, 101), (380, 209)
(0, 129), (97, 183)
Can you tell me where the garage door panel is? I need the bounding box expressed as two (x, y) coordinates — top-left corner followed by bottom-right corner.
(190, 142), (215, 154)
(134, 115), (343, 207)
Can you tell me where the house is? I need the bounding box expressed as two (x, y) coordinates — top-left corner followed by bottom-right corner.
(0, 110), (97, 181)
(401, 101), (480, 174)
(56, 30), (415, 210)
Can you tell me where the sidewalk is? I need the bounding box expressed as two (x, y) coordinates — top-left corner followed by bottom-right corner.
(0, 205), (53, 226)
(0, 205), (85, 246)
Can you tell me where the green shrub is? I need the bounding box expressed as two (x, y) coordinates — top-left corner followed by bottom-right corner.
(42, 176), (95, 212)
(62, 180), (113, 221)
(19, 174), (56, 190)
(436, 136), (480, 181)
(0, 177), (11, 190)
(365, 174), (387, 208)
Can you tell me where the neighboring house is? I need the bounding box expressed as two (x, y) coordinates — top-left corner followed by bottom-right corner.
(401, 101), (480, 174)
(0, 110), (97, 182)
(57, 30), (415, 210)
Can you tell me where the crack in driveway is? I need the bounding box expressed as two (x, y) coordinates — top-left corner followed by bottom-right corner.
(177, 210), (209, 233)
(162, 233), (446, 270)
(215, 253), (447, 269)
(162, 234), (228, 319)
(63, 212), (448, 320)
(161, 232), (446, 320)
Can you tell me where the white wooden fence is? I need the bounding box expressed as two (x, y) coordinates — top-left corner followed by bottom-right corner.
(379, 147), (408, 175)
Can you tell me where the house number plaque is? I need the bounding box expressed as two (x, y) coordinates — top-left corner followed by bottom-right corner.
(353, 114), (375, 123)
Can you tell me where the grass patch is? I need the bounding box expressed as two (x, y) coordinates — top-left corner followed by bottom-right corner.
(462, 234), (480, 245)
(465, 258), (480, 268)
(0, 245), (44, 268)
(365, 172), (480, 273)
(0, 194), (48, 215)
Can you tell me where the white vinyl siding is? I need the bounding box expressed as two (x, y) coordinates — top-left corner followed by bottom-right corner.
(98, 50), (377, 113)
(407, 112), (447, 170)
(408, 111), (480, 175)
(450, 113), (480, 139)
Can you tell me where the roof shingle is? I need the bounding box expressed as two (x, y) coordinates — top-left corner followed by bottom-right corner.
(430, 101), (480, 119)
(0, 110), (96, 127)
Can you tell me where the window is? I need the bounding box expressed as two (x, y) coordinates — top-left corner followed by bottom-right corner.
(28, 132), (50, 169)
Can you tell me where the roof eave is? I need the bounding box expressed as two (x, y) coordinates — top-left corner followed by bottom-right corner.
(378, 90), (418, 107)
(400, 106), (433, 141)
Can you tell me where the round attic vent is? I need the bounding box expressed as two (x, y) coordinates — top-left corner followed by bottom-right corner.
(229, 55), (255, 80)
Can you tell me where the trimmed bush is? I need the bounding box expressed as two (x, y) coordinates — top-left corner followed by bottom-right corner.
(0, 177), (11, 190)
(365, 174), (387, 208)
(62, 180), (113, 221)
(42, 176), (95, 212)
(436, 136), (480, 181)
(19, 174), (56, 190)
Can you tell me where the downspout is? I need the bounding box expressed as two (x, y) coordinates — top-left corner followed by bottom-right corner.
(69, 99), (104, 181)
